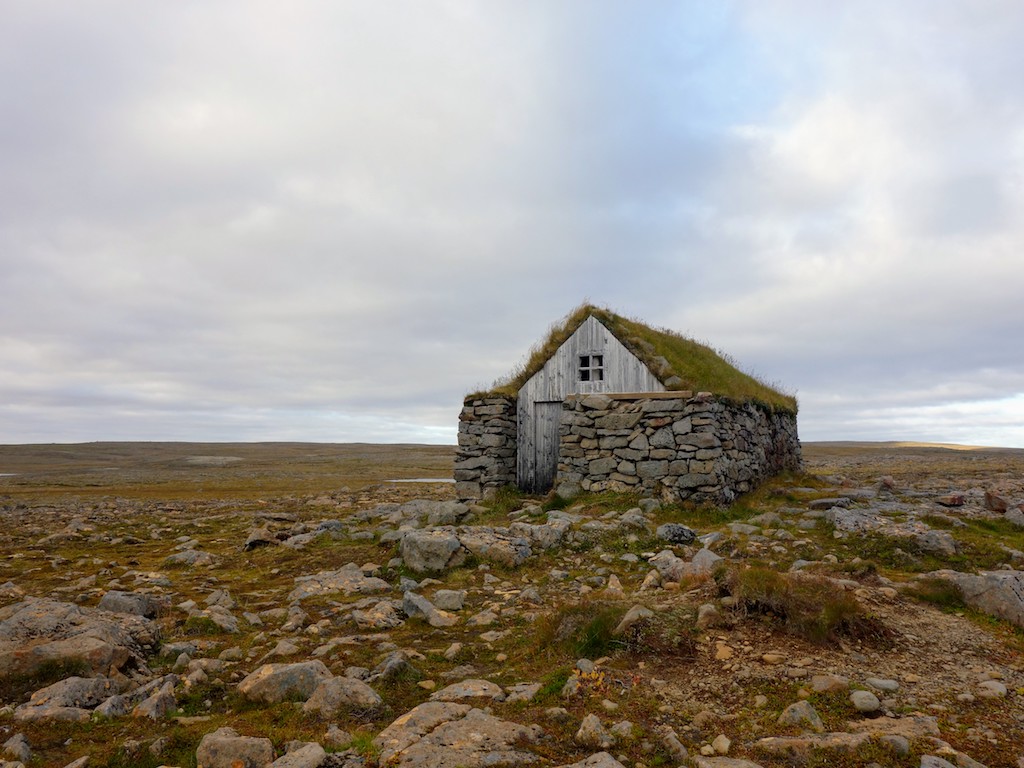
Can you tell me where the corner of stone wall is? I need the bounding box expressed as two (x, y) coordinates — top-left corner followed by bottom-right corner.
(454, 395), (517, 502)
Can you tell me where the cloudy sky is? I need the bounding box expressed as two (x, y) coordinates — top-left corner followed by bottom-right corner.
(2, 1), (1023, 447)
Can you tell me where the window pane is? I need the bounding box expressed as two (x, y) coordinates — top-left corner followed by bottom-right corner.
(580, 369), (590, 381)
(579, 355), (590, 367)
(593, 355), (603, 367)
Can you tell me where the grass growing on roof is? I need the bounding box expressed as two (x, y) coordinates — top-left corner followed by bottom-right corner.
(478, 303), (796, 412)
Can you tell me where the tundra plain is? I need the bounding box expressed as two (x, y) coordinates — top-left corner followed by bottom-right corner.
(0, 441), (1022, 768)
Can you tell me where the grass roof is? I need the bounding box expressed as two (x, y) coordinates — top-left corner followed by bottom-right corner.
(480, 303), (797, 413)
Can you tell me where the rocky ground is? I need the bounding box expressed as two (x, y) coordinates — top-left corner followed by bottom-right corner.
(1, 441), (1023, 768)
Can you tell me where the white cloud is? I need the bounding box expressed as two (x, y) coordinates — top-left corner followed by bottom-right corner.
(2, 2), (1024, 447)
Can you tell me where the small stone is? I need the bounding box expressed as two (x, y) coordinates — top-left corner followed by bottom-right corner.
(711, 734), (731, 754)
(810, 674), (849, 693)
(865, 677), (899, 693)
(850, 690), (881, 713)
(977, 680), (1007, 698)
(777, 700), (825, 733)
(576, 713), (615, 749)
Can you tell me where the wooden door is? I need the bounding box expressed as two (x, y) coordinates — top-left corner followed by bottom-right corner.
(533, 401), (561, 493)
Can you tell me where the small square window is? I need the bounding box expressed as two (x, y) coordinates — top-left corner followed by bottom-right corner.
(579, 353), (604, 382)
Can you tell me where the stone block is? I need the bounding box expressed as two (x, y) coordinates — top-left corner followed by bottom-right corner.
(589, 457), (618, 475)
(636, 460), (669, 479)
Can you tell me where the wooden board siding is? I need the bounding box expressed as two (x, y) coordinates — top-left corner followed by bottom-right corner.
(517, 315), (665, 491)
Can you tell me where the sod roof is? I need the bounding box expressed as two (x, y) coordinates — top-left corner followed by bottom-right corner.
(482, 304), (797, 413)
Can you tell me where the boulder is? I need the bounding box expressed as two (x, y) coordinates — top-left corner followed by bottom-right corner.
(0, 598), (159, 680)
(237, 661), (332, 704)
(984, 491), (1009, 512)
(97, 591), (168, 618)
(656, 523), (696, 545)
(131, 679), (176, 719)
(428, 679), (506, 702)
(302, 677), (383, 717)
(457, 529), (532, 568)
(2, 734), (31, 764)
(195, 726), (274, 768)
(373, 702), (543, 768)
(403, 592), (458, 628)
(556, 754), (628, 768)
(930, 569), (1024, 629)
(777, 700), (824, 732)
(400, 529), (467, 573)
(352, 601), (405, 630)
(914, 530), (959, 558)
(575, 714), (615, 749)
(270, 742), (327, 768)
(289, 563), (390, 601)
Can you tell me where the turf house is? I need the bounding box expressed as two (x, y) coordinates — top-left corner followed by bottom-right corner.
(455, 305), (801, 503)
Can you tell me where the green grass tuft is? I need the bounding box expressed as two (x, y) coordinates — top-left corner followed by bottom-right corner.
(721, 566), (892, 645)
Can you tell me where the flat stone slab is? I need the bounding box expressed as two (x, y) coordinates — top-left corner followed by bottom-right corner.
(374, 702), (543, 768)
(0, 598), (159, 680)
(289, 563), (391, 601)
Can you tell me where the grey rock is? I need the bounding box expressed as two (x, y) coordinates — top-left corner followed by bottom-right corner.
(457, 529), (532, 568)
(164, 548), (219, 568)
(429, 679), (505, 702)
(656, 523), (696, 545)
(373, 702), (543, 768)
(914, 530), (959, 557)
(400, 529), (467, 573)
(403, 592), (458, 628)
(370, 651), (421, 682)
(131, 680), (176, 719)
(271, 742), (327, 768)
(555, 753), (627, 768)
(865, 677), (899, 692)
(509, 519), (571, 551)
(243, 526), (279, 550)
(352, 601), (405, 630)
(2, 734), (31, 764)
(612, 605), (653, 637)
(195, 726), (274, 768)
(575, 714), (615, 749)
(97, 591), (169, 618)
(431, 590), (466, 611)
(237, 660), (332, 704)
(692, 758), (767, 768)
(930, 569), (1024, 628)
(850, 690), (881, 713)
(0, 598), (159, 681)
(302, 677), (383, 717)
(689, 547), (724, 575)
(289, 564), (390, 601)
(777, 700), (825, 732)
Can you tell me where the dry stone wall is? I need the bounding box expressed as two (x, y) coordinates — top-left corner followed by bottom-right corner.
(455, 396), (517, 501)
(555, 392), (801, 504)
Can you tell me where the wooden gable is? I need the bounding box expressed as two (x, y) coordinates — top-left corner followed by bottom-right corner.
(516, 315), (664, 492)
